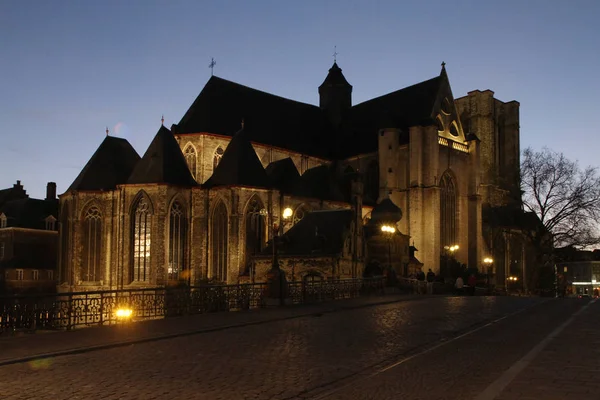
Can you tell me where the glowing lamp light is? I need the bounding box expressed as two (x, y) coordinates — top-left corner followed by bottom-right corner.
(115, 308), (133, 319)
(445, 245), (459, 252)
(483, 257), (493, 264)
(282, 207), (293, 219)
(381, 225), (396, 234)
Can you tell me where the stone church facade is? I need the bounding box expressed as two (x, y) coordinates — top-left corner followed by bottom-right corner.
(57, 62), (521, 292)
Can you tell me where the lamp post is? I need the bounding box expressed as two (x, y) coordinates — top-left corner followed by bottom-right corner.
(483, 257), (493, 293)
(444, 244), (459, 279)
(381, 225), (396, 271)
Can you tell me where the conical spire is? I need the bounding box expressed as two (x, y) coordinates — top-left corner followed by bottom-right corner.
(127, 125), (198, 186)
(318, 62), (352, 127)
(203, 127), (270, 188)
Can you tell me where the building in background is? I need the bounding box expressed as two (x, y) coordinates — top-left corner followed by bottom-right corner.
(0, 181), (58, 294)
(58, 61), (523, 292)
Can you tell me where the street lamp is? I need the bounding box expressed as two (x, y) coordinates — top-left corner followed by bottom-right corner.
(381, 225), (396, 271)
(443, 244), (459, 279)
(483, 257), (493, 292)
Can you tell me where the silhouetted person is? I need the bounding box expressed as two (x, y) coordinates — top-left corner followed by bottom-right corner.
(426, 269), (435, 294)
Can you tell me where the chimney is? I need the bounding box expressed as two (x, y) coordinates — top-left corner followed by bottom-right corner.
(46, 182), (57, 200)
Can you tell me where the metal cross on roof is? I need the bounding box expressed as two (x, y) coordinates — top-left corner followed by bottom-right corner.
(333, 46), (338, 63)
(209, 57), (216, 76)
(106, 127), (109, 136)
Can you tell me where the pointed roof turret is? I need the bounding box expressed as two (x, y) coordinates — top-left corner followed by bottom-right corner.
(203, 127), (270, 188)
(127, 125), (198, 186)
(68, 136), (140, 192)
(319, 62), (351, 89)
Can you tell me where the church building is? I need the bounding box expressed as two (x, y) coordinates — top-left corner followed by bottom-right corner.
(57, 61), (521, 291)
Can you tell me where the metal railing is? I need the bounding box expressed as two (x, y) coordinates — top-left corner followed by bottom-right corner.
(0, 278), (386, 333)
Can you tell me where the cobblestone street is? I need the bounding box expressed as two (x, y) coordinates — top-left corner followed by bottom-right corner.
(0, 296), (595, 400)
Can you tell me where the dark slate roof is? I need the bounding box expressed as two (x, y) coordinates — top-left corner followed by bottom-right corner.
(369, 198), (403, 224)
(291, 164), (348, 202)
(263, 209), (353, 256)
(174, 76), (335, 158)
(0, 198), (58, 230)
(203, 128), (271, 189)
(0, 183), (28, 207)
(265, 158), (300, 193)
(319, 62), (352, 88)
(68, 136), (140, 192)
(337, 74), (443, 158)
(128, 125), (198, 186)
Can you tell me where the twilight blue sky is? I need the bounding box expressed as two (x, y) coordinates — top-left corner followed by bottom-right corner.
(1, 0), (599, 199)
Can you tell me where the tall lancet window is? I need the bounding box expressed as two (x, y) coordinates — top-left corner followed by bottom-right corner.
(244, 197), (265, 270)
(59, 202), (71, 284)
(168, 200), (187, 281)
(132, 195), (152, 283)
(184, 144), (197, 180)
(82, 206), (102, 281)
(211, 202), (228, 282)
(440, 172), (457, 248)
(213, 147), (224, 170)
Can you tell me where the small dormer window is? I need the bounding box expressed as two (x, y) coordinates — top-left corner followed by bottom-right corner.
(0, 213), (6, 228)
(45, 215), (57, 231)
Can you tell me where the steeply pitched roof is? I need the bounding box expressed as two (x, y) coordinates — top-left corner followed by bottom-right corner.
(369, 198), (403, 224)
(291, 164), (348, 202)
(203, 128), (270, 189)
(68, 136), (140, 192)
(265, 158), (300, 193)
(263, 209), (353, 256)
(319, 62), (352, 88)
(337, 75), (443, 158)
(0, 198), (58, 230)
(127, 125), (198, 186)
(173, 76), (336, 158)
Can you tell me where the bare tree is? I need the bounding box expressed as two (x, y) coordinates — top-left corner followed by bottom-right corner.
(521, 147), (600, 249)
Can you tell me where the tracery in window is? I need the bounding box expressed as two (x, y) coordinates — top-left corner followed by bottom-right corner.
(244, 196), (266, 270)
(83, 207), (102, 281)
(132, 195), (152, 283)
(293, 204), (310, 226)
(211, 201), (228, 282)
(168, 200), (187, 281)
(440, 172), (457, 249)
(184, 144), (197, 180)
(213, 147), (224, 170)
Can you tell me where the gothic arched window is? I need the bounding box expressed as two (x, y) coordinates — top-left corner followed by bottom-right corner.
(440, 172), (457, 248)
(184, 144), (197, 180)
(168, 200), (187, 281)
(365, 161), (379, 202)
(211, 202), (228, 282)
(244, 197), (266, 270)
(132, 195), (152, 283)
(213, 147), (224, 170)
(293, 204), (310, 226)
(82, 206), (102, 282)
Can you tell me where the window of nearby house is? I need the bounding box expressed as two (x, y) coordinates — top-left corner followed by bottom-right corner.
(0, 213), (7, 228)
(16, 269), (23, 281)
(45, 215), (57, 230)
(47, 270), (54, 280)
(32, 270), (39, 280)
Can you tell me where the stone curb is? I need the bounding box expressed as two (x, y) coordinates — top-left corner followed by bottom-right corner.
(0, 294), (428, 367)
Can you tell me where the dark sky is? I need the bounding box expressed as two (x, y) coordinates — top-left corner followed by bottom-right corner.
(1, 0), (599, 198)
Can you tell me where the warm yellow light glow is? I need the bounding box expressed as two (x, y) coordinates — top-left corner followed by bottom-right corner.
(445, 244), (459, 252)
(116, 308), (133, 319)
(381, 225), (396, 234)
(282, 207), (293, 219)
(483, 257), (493, 264)
(508, 276), (518, 281)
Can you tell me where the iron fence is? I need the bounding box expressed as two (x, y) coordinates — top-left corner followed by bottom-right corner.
(0, 278), (385, 334)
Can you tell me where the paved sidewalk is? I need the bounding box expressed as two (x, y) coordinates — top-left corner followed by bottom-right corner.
(0, 293), (422, 366)
(494, 299), (600, 400)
